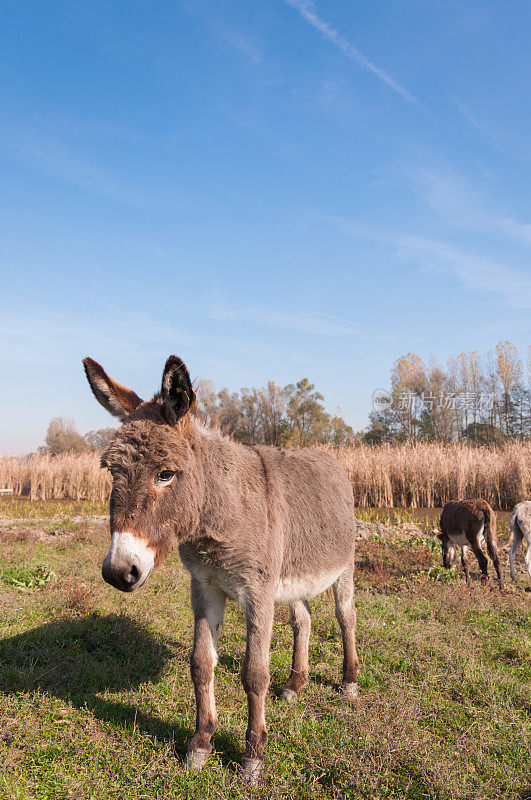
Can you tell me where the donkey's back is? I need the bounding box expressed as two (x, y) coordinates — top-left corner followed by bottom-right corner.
(257, 445), (357, 590)
(179, 441), (357, 605)
(441, 498), (493, 541)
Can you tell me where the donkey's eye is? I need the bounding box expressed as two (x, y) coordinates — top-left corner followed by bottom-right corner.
(157, 470), (175, 483)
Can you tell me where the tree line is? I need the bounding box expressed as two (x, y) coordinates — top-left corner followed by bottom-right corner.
(196, 377), (355, 446)
(365, 341), (530, 445)
(42, 377), (356, 455)
(40, 340), (529, 455)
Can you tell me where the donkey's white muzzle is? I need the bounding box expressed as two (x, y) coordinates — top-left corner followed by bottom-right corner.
(102, 531), (155, 592)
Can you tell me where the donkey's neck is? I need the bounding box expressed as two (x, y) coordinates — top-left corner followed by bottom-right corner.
(188, 418), (260, 542)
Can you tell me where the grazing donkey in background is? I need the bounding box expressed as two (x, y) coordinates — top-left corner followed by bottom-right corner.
(83, 355), (359, 783)
(508, 501), (531, 582)
(438, 499), (503, 587)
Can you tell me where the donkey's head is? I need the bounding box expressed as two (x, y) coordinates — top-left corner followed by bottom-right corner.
(83, 356), (203, 592)
(437, 532), (457, 568)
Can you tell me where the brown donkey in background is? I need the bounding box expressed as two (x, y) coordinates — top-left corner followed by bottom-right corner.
(438, 499), (503, 587)
(83, 355), (359, 783)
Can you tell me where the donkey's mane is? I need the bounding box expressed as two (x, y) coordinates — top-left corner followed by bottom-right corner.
(101, 405), (233, 469)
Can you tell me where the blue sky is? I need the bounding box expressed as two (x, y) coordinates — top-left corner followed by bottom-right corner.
(1, 0), (530, 453)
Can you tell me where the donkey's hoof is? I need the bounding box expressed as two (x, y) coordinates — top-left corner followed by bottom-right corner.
(241, 757), (264, 785)
(280, 688), (297, 704)
(339, 682), (359, 703)
(185, 747), (211, 770)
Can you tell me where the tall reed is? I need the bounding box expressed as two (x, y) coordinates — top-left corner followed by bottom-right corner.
(0, 452), (111, 502)
(326, 441), (531, 510)
(0, 441), (529, 509)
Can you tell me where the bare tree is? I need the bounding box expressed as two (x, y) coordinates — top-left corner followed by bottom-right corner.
(84, 428), (116, 451)
(495, 341), (522, 435)
(45, 417), (86, 455)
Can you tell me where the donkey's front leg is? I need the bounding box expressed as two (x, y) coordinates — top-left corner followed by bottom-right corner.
(186, 577), (226, 770)
(241, 596), (274, 784)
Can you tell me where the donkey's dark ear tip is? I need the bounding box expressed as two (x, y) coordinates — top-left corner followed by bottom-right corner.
(83, 357), (107, 383)
(161, 355), (193, 424)
(163, 354), (185, 370)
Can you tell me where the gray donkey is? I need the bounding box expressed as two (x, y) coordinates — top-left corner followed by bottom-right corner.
(508, 501), (531, 582)
(83, 355), (359, 783)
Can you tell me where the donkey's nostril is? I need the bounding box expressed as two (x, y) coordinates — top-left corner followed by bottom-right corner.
(125, 564), (140, 585)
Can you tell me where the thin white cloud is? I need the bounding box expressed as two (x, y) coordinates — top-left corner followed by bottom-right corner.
(0, 126), (154, 209)
(452, 96), (503, 151)
(215, 23), (264, 66)
(284, 0), (418, 105)
(211, 305), (382, 338)
(414, 168), (531, 247)
(396, 234), (531, 309)
(320, 213), (531, 310)
(496, 218), (531, 247)
(0, 306), (193, 366)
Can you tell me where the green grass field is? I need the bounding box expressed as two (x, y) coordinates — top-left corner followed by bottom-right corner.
(0, 510), (529, 800)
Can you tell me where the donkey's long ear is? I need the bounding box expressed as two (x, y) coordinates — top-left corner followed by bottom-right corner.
(83, 357), (143, 421)
(161, 355), (196, 425)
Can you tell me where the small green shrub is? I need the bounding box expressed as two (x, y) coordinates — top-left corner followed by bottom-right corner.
(1, 565), (57, 590)
(422, 565), (461, 582)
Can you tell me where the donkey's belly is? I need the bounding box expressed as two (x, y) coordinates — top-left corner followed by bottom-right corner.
(449, 525), (484, 547)
(180, 542), (345, 605)
(274, 568), (342, 604)
(187, 563), (342, 605)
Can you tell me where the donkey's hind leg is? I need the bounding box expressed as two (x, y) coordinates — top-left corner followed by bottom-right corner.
(470, 538), (489, 583)
(333, 565), (359, 702)
(525, 536), (531, 580)
(461, 547), (471, 584)
(509, 520), (523, 582)
(281, 600), (311, 703)
(490, 545), (504, 588)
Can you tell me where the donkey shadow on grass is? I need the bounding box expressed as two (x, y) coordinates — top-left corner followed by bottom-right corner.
(0, 612), (240, 768)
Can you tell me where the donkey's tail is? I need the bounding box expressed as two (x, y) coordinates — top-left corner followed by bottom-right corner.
(483, 505), (498, 560)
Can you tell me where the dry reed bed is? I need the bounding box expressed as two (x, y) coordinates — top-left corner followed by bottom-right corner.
(0, 453), (111, 501)
(0, 441), (530, 508)
(329, 441), (531, 509)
